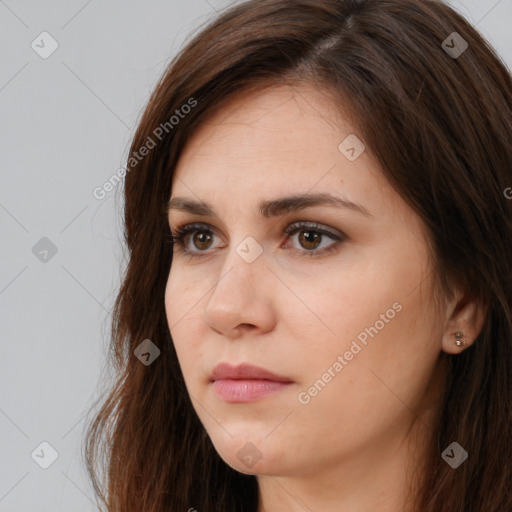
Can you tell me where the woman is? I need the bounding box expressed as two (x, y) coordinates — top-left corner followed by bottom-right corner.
(84, 1), (512, 511)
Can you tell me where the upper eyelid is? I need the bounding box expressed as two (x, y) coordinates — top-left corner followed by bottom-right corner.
(170, 221), (341, 236)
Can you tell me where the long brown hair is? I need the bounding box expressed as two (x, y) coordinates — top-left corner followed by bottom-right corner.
(84, 1), (512, 510)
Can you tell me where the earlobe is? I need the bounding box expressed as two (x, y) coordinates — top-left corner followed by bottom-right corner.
(441, 294), (487, 354)
(444, 330), (468, 354)
(453, 331), (465, 347)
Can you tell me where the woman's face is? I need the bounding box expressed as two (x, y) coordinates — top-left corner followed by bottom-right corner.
(165, 84), (446, 477)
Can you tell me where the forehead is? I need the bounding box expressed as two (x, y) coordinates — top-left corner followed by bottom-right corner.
(172, 84), (371, 190)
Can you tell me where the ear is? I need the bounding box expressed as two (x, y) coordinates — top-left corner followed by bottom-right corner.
(441, 288), (487, 354)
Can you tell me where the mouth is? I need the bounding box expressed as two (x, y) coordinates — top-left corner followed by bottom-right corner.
(210, 362), (294, 403)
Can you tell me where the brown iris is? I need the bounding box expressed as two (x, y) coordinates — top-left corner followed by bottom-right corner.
(192, 232), (213, 250)
(298, 230), (321, 250)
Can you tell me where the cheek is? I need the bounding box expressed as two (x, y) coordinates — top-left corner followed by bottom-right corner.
(290, 251), (439, 402)
(164, 269), (206, 375)
(288, 307), (440, 457)
(165, 261), (208, 327)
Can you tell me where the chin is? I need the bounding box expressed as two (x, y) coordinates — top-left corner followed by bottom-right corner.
(208, 431), (292, 476)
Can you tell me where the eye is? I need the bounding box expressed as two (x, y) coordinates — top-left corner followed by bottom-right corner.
(169, 223), (220, 255)
(282, 221), (344, 257)
(169, 221), (344, 258)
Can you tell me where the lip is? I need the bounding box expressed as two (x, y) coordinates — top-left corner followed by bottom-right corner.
(211, 362), (292, 382)
(210, 362), (294, 403)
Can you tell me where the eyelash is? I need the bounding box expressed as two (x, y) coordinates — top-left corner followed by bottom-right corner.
(168, 221), (345, 259)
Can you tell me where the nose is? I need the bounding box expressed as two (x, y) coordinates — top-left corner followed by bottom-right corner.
(202, 241), (277, 337)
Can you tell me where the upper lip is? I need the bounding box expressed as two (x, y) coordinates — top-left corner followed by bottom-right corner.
(210, 362), (293, 383)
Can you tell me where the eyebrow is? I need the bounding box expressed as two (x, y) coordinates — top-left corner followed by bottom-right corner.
(167, 193), (373, 219)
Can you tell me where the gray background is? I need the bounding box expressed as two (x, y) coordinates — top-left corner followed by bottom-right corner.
(1, 1), (510, 510)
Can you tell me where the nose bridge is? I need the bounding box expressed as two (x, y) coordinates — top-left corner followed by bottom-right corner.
(203, 234), (273, 332)
(214, 234), (266, 298)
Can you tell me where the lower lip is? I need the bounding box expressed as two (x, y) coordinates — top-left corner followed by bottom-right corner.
(211, 379), (292, 402)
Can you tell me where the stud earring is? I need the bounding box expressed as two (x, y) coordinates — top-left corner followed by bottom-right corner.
(454, 331), (466, 347)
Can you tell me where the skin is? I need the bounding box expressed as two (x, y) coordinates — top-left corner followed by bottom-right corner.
(164, 83), (485, 512)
